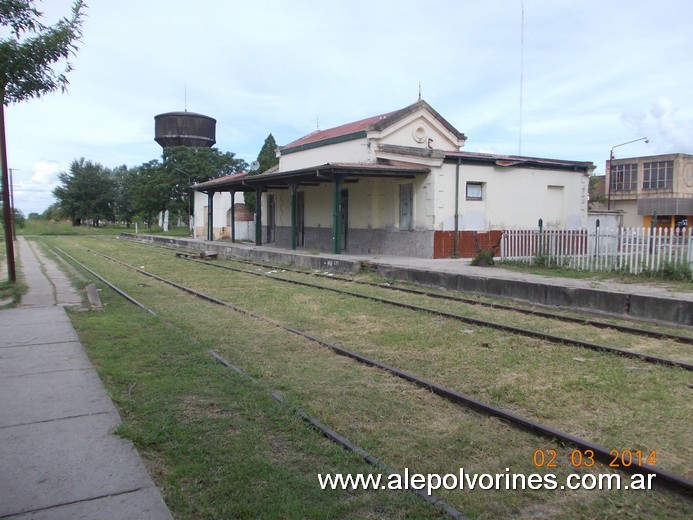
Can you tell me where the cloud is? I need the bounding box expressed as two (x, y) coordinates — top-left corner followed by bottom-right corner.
(12, 161), (62, 214)
(30, 160), (61, 185)
(649, 98), (693, 151)
(620, 98), (693, 154)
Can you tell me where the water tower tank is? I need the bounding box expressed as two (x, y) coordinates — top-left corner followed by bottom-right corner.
(154, 111), (216, 148)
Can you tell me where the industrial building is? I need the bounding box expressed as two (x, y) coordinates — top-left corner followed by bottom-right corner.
(607, 153), (693, 229)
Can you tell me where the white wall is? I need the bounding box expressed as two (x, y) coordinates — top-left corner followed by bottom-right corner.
(279, 139), (373, 171)
(265, 174), (436, 232)
(434, 163), (589, 231)
(194, 191), (246, 239)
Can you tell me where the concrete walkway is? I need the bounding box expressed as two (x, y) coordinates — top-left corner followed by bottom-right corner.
(0, 238), (172, 519)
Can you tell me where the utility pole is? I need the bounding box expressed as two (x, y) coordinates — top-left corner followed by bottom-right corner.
(9, 168), (16, 240)
(0, 99), (16, 281)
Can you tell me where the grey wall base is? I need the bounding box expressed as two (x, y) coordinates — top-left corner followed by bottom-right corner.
(122, 234), (692, 326)
(272, 226), (434, 258)
(373, 265), (693, 326)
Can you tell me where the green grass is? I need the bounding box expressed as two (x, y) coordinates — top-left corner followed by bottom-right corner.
(42, 236), (693, 518)
(68, 282), (444, 519)
(19, 219), (191, 237)
(498, 260), (693, 291)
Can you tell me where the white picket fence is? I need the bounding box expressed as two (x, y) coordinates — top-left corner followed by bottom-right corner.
(500, 226), (693, 275)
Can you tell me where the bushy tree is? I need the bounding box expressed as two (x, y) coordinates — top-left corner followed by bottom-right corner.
(53, 158), (115, 226)
(0, 206), (25, 229)
(40, 202), (62, 220)
(162, 146), (247, 223)
(0, 0), (85, 102)
(112, 165), (137, 227)
(0, 0), (86, 281)
(245, 133), (278, 212)
(132, 160), (168, 229)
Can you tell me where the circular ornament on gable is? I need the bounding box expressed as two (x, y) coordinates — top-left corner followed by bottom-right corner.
(412, 125), (427, 143)
(684, 164), (693, 187)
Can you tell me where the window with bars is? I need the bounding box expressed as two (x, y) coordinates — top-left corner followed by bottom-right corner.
(643, 161), (673, 189)
(610, 163), (638, 191)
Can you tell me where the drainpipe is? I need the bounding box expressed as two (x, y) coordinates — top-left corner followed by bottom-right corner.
(207, 191), (214, 241)
(230, 189), (236, 243)
(453, 158), (461, 258)
(289, 182), (297, 250)
(332, 175), (343, 254)
(255, 187), (262, 246)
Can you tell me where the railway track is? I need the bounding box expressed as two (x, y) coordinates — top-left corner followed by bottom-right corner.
(121, 237), (693, 346)
(163, 254), (692, 371)
(52, 242), (693, 498)
(53, 246), (466, 518)
(206, 253), (693, 344)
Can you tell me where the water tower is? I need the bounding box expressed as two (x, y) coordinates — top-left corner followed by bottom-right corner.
(154, 111), (216, 148)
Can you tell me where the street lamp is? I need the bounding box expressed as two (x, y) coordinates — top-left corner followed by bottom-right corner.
(607, 137), (648, 210)
(174, 167), (194, 237)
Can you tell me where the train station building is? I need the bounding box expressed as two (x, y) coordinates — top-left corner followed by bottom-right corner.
(193, 99), (594, 258)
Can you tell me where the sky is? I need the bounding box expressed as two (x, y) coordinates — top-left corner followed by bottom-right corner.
(4, 0), (693, 215)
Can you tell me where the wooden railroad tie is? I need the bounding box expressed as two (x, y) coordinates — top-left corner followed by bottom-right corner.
(175, 251), (219, 260)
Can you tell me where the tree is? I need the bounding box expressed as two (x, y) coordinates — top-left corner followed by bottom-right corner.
(40, 202), (62, 221)
(0, 0), (86, 281)
(245, 134), (278, 212)
(53, 158), (115, 226)
(588, 174), (607, 209)
(132, 160), (168, 229)
(0, 205), (25, 231)
(161, 146), (247, 224)
(113, 165), (137, 227)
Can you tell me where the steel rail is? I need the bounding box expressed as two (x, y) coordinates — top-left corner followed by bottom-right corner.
(174, 256), (693, 372)
(53, 246), (157, 316)
(198, 252), (693, 345)
(122, 235), (693, 345)
(84, 247), (693, 498)
(209, 351), (468, 519)
(52, 243), (466, 518)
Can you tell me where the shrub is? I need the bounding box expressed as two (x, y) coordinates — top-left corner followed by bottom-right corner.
(471, 249), (495, 267)
(643, 261), (693, 281)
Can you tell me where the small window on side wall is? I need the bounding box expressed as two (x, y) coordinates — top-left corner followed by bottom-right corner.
(466, 182), (483, 200)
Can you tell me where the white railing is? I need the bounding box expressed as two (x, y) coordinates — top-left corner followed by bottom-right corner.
(500, 226), (693, 275)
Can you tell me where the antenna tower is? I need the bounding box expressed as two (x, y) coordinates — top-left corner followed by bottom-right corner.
(519, 0), (525, 155)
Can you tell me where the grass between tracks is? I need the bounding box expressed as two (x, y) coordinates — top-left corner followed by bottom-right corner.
(69, 236), (693, 476)
(65, 278), (444, 519)
(46, 236), (693, 519)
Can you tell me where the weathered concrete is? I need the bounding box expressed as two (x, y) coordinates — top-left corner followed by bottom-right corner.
(86, 283), (103, 310)
(124, 233), (693, 327)
(0, 239), (172, 519)
(372, 263), (693, 326)
(273, 225), (434, 257)
(19, 238), (83, 308)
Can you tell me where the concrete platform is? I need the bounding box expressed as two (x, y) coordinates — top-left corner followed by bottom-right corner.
(0, 238), (172, 519)
(123, 233), (693, 327)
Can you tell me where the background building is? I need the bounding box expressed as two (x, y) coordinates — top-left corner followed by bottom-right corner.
(607, 153), (693, 228)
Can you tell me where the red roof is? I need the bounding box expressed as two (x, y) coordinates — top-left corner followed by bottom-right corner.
(281, 110), (398, 150)
(279, 99), (466, 153)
